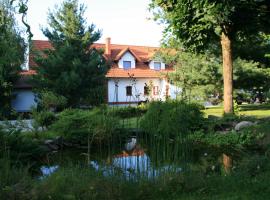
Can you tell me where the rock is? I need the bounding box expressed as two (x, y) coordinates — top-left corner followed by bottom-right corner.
(234, 121), (254, 131)
(125, 138), (137, 151)
(44, 139), (60, 150)
(44, 140), (54, 145)
(54, 136), (63, 145)
(63, 141), (73, 147)
(47, 143), (59, 151)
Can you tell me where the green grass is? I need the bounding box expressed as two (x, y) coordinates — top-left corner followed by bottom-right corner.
(203, 104), (270, 118)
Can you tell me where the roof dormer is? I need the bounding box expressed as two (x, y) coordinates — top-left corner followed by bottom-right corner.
(149, 60), (166, 70)
(116, 48), (141, 69)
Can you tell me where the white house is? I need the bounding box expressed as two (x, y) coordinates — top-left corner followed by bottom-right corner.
(12, 38), (179, 111)
(104, 38), (178, 105)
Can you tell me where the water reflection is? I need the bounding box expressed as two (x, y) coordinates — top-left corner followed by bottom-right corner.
(89, 146), (182, 179)
(40, 165), (59, 178)
(39, 138), (224, 179)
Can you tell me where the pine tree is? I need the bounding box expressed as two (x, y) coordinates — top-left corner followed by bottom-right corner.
(33, 0), (107, 107)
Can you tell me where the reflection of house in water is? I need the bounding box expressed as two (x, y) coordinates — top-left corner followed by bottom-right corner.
(114, 147), (145, 158)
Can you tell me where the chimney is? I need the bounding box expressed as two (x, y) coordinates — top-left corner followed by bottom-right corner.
(105, 37), (111, 56)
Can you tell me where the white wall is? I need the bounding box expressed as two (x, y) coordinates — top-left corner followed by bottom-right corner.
(149, 60), (166, 70)
(11, 90), (36, 112)
(118, 52), (136, 69)
(108, 78), (177, 104)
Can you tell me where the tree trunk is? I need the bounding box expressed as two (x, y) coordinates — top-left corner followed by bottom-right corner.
(221, 32), (233, 114)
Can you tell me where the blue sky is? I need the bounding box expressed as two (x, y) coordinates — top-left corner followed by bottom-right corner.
(26, 0), (164, 46)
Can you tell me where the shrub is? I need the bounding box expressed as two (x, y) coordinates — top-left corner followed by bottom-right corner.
(51, 108), (119, 143)
(140, 101), (204, 138)
(32, 109), (56, 130)
(0, 129), (47, 163)
(110, 105), (148, 118)
(39, 91), (67, 111)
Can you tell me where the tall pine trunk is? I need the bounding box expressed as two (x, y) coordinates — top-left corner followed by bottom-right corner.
(221, 32), (233, 114)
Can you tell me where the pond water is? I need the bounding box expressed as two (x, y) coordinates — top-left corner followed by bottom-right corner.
(39, 136), (236, 180)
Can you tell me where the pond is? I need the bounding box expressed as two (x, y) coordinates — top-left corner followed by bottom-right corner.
(38, 135), (245, 180)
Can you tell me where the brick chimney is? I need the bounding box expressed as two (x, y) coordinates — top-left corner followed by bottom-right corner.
(105, 37), (111, 56)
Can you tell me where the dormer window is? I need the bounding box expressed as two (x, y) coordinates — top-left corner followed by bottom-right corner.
(123, 61), (131, 70)
(154, 62), (161, 70)
(150, 60), (165, 70)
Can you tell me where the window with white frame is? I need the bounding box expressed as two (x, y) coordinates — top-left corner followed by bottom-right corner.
(123, 61), (131, 70)
(154, 62), (161, 70)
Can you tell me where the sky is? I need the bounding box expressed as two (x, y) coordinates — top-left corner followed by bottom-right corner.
(25, 0), (164, 47)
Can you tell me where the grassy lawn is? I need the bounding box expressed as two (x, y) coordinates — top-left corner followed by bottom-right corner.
(203, 104), (270, 118)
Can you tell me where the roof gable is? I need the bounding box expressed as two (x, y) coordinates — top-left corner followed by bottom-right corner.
(114, 47), (142, 62)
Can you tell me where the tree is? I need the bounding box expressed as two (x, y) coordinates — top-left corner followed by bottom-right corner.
(0, 1), (25, 118)
(150, 0), (270, 113)
(156, 48), (222, 102)
(234, 58), (270, 102)
(32, 0), (107, 107)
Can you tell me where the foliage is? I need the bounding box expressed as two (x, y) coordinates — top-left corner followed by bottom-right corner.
(31, 109), (56, 130)
(0, 1), (25, 119)
(158, 49), (222, 101)
(233, 33), (270, 66)
(140, 101), (204, 138)
(150, 0), (270, 113)
(51, 108), (119, 143)
(190, 130), (264, 149)
(38, 90), (67, 111)
(0, 158), (33, 200)
(1, 156), (270, 199)
(150, 0), (270, 52)
(0, 129), (47, 163)
(32, 0), (107, 107)
(110, 105), (148, 119)
(233, 58), (270, 101)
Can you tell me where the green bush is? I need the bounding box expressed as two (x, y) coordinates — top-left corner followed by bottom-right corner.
(0, 129), (47, 163)
(190, 129), (264, 148)
(140, 101), (204, 138)
(32, 109), (56, 129)
(51, 108), (119, 143)
(110, 105), (148, 118)
(39, 91), (67, 111)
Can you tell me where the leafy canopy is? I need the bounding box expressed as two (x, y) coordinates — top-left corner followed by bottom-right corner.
(33, 0), (107, 107)
(0, 0), (25, 118)
(150, 0), (270, 51)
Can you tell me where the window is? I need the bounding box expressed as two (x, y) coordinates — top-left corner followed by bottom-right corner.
(126, 86), (132, 96)
(144, 85), (150, 95)
(123, 61), (131, 69)
(154, 62), (161, 70)
(153, 86), (159, 95)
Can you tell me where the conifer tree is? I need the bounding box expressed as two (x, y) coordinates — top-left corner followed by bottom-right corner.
(33, 0), (107, 107)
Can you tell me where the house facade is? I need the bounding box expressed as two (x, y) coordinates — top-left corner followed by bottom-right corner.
(12, 38), (179, 111)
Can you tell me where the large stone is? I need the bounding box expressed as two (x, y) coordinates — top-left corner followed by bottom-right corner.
(44, 139), (54, 145)
(234, 121), (254, 131)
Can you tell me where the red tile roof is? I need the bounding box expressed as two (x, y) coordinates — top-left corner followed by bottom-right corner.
(26, 40), (173, 78)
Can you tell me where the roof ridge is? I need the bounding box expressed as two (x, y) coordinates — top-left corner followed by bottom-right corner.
(31, 40), (160, 48)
